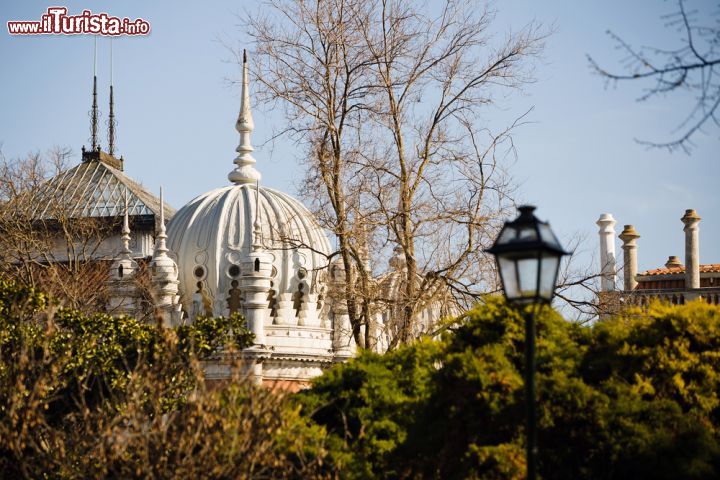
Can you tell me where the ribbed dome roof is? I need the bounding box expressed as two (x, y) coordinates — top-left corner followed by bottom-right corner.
(166, 184), (331, 314)
(166, 51), (332, 320)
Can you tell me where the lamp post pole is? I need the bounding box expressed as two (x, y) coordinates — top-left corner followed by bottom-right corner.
(525, 308), (537, 480)
(485, 205), (568, 480)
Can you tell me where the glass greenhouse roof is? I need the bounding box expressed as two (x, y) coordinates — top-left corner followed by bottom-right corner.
(29, 159), (174, 220)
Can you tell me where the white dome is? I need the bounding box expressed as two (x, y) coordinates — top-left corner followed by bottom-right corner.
(166, 184), (332, 317)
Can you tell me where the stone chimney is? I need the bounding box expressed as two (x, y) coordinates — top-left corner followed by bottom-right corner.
(665, 256), (682, 269)
(596, 214), (617, 292)
(619, 225), (640, 291)
(681, 209), (701, 290)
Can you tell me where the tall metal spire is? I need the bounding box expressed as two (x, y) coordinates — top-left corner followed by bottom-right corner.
(108, 39), (116, 156)
(90, 36), (99, 151)
(228, 49), (261, 185)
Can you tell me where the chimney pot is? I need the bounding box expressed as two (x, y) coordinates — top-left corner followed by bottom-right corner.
(619, 224), (640, 291)
(681, 209), (701, 290)
(665, 256), (683, 269)
(596, 213), (617, 292)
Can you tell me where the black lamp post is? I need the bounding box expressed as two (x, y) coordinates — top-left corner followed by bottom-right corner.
(485, 205), (568, 480)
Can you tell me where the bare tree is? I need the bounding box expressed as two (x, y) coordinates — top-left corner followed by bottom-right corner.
(588, 0), (720, 153)
(0, 147), (114, 312)
(552, 233), (615, 324)
(244, 0), (546, 349)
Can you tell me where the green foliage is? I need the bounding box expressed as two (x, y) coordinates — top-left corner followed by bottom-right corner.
(300, 297), (720, 479)
(0, 280), (332, 478)
(178, 312), (256, 355)
(0, 279), (255, 420)
(3, 278), (719, 479)
(299, 339), (442, 478)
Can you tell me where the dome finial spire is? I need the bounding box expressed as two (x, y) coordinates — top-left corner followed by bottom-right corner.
(228, 49), (261, 185)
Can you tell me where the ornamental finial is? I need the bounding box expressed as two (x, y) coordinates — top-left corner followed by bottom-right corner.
(228, 49), (261, 185)
(121, 192), (131, 254)
(155, 186), (169, 255)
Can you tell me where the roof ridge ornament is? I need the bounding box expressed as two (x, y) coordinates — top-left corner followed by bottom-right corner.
(228, 49), (261, 185)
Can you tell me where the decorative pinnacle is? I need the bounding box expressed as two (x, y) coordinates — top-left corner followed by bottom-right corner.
(228, 49), (261, 185)
(121, 193), (131, 254)
(155, 186), (169, 255)
(149, 186), (179, 292)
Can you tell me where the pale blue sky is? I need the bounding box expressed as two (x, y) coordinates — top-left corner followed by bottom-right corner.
(1, 1), (718, 283)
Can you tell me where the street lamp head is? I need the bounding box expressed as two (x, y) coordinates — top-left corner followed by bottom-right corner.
(486, 205), (569, 305)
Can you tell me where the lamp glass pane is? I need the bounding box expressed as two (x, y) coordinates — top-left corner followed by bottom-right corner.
(538, 223), (561, 249)
(517, 256), (539, 299)
(498, 256), (520, 299)
(497, 226), (517, 245)
(517, 225), (538, 240)
(538, 253), (561, 300)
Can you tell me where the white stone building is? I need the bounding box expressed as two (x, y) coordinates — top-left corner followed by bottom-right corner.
(596, 210), (720, 309)
(22, 52), (455, 390)
(102, 52), (458, 389)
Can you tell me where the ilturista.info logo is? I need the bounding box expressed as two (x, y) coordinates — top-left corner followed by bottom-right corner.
(7, 7), (150, 36)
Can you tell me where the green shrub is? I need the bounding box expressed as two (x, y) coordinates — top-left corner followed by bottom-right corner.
(0, 280), (331, 479)
(300, 298), (720, 479)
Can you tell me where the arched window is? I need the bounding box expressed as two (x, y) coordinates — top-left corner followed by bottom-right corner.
(254, 258), (260, 272)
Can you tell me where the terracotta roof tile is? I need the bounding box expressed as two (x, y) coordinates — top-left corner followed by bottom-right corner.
(640, 264), (720, 276)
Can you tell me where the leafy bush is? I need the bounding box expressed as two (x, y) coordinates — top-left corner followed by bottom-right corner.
(299, 298), (720, 479)
(0, 280), (331, 479)
(4, 278), (718, 479)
